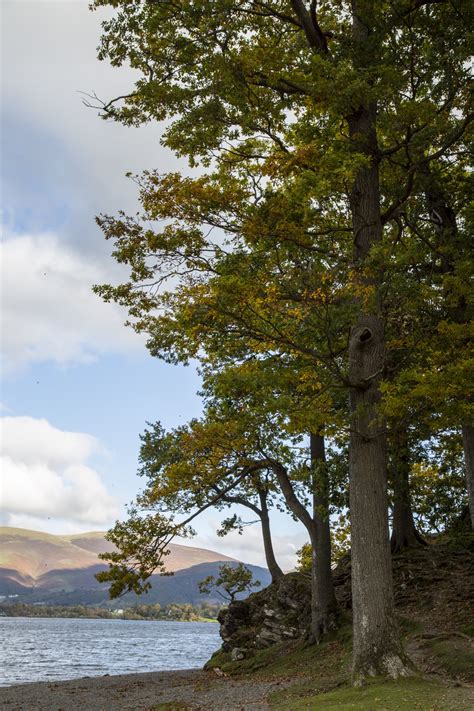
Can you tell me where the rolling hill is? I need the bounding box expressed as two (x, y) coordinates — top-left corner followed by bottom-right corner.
(0, 527), (271, 606)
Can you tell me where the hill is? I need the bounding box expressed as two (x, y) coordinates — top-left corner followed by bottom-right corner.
(0, 527), (237, 582)
(0, 527), (271, 606)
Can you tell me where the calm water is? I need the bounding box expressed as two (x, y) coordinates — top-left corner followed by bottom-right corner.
(0, 617), (220, 687)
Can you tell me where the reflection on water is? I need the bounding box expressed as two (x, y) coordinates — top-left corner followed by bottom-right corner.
(0, 617), (220, 686)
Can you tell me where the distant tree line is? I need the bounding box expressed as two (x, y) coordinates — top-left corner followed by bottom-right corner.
(0, 602), (222, 622)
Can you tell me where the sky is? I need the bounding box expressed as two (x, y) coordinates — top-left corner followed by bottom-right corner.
(0, 0), (307, 570)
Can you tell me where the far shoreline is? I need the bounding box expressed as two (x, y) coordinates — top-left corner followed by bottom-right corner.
(0, 613), (219, 623)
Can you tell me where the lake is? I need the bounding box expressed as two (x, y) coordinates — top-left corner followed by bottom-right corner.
(0, 617), (221, 687)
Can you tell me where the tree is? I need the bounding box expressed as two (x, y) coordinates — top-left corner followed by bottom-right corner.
(90, 0), (472, 682)
(137, 417), (284, 583)
(389, 424), (427, 553)
(98, 370), (342, 639)
(198, 563), (260, 603)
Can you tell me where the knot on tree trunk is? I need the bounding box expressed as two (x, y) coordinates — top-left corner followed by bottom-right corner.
(358, 328), (373, 343)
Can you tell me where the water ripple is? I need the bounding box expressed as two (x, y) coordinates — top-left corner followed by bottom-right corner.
(0, 617), (220, 686)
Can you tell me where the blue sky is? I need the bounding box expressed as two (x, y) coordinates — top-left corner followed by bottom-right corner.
(0, 0), (306, 569)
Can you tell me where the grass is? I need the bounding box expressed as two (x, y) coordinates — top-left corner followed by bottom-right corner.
(151, 620), (474, 711)
(206, 619), (473, 711)
(420, 636), (474, 682)
(206, 623), (352, 682)
(266, 624), (474, 710)
(161, 533), (474, 711)
(270, 677), (473, 710)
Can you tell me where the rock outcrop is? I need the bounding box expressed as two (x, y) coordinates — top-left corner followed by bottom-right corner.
(214, 538), (474, 661)
(217, 572), (311, 653)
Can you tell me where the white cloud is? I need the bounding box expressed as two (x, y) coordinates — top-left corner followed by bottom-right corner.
(1, 232), (143, 373)
(0, 415), (98, 468)
(0, 415), (118, 527)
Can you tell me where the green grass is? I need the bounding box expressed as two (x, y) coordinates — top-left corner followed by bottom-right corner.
(421, 636), (474, 682)
(152, 622), (474, 711)
(208, 621), (473, 711)
(206, 624), (352, 682)
(270, 677), (473, 710)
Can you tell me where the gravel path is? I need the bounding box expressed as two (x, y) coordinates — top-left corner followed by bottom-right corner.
(0, 669), (288, 710)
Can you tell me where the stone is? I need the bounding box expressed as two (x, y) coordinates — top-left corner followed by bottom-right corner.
(216, 572), (312, 653)
(231, 647), (247, 661)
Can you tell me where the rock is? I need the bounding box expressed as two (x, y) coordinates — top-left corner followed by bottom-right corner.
(216, 572), (312, 653)
(231, 647), (247, 661)
(213, 667), (227, 677)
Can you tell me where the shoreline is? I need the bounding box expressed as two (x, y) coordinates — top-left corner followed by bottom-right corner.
(0, 668), (283, 710)
(0, 614), (219, 623)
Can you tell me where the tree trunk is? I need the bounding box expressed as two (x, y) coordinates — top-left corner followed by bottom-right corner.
(310, 433), (338, 641)
(220, 486), (284, 583)
(257, 489), (285, 582)
(347, 2), (409, 683)
(462, 424), (474, 529)
(349, 317), (407, 682)
(390, 427), (426, 553)
(269, 449), (337, 642)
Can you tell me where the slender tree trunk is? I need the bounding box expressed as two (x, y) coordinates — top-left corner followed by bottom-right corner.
(347, 2), (408, 683)
(310, 433), (338, 641)
(462, 424), (474, 529)
(257, 489), (285, 582)
(221, 487), (284, 583)
(390, 427), (426, 553)
(269, 448), (337, 642)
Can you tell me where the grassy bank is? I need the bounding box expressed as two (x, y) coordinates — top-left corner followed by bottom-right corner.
(204, 614), (473, 710)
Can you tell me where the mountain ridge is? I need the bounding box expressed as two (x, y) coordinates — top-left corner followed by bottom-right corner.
(0, 526), (271, 606)
(0, 526), (238, 582)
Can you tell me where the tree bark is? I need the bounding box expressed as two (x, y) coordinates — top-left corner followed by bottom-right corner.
(462, 424), (474, 529)
(269, 443), (338, 642)
(347, 2), (409, 684)
(310, 433), (338, 641)
(349, 317), (406, 682)
(219, 487), (284, 583)
(257, 489), (285, 582)
(390, 427), (426, 553)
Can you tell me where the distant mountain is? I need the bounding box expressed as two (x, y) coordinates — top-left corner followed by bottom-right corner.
(0, 527), (271, 607)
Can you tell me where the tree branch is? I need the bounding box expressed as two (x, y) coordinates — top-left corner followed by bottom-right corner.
(290, 0), (328, 53)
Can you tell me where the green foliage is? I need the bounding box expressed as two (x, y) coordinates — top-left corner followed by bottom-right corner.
(198, 563), (260, 602)
(95, 510), (194, 598)
(295, 543), (312, 574)
(296, 511), (350, 573)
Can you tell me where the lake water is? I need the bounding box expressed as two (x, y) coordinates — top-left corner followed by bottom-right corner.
(0, 617), (221, 687)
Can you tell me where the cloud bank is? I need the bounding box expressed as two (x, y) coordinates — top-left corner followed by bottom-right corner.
(1, 415), (118, 530)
